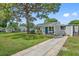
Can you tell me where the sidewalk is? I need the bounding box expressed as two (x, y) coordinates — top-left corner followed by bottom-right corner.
(12, 36), (68, 56)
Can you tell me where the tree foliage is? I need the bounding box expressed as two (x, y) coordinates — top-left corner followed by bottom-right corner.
(0, 4), (15, 20)
(0, 20), (8, 28)
(0, 4), (16, 28)
(69, 20), (79, 25)
(44, 18), (58, 23)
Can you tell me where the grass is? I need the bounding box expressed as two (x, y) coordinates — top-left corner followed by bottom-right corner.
(58, 36), (79, 56)
(0, 32), (53, 56)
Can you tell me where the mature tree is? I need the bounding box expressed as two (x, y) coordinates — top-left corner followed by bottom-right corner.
(0, 3), (61, 33)
(23, 3), (61, 33)
(0, 4), (15, 28)
(69, 20), (79, 25)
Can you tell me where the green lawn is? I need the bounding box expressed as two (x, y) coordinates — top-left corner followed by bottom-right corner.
(58, 36), (79, 56)
(0, 32), (53, 56)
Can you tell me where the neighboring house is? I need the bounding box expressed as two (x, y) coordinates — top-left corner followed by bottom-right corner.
(19, 26), (27, 32)
(5, 28), (16, 32)
(5, 26), (27, 32)
(65, 25), (79, 36)
(38, 22), (79, 36)
(0, 27), (5, 32)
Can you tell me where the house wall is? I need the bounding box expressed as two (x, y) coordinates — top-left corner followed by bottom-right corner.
(54, 24), (61, 35)
(42, 22), (62, 35)
(19, 26), (27, 32)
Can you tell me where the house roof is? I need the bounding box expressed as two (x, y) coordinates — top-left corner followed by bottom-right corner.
(37, 22), (79, 27)
(37, 22), (61, 27)
(66, 24), (79, 26)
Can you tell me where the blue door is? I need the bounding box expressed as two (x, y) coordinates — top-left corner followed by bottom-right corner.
(45, 27), (48, 34)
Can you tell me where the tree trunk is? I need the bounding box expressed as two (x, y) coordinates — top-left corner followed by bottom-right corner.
(24, 3), (30, 34)
(15, 15), (19, 32)
(25, 14), (30, 34)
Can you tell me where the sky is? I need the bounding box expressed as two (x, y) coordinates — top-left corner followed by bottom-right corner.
(34, 3), (79, 25)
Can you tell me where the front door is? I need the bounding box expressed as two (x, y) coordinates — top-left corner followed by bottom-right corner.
(45, 27), (48, 34)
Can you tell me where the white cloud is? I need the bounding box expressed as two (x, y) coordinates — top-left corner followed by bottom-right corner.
(63, 12), (78, 17)
(63, 13), (70, 17)
(72, 12), (78, 16)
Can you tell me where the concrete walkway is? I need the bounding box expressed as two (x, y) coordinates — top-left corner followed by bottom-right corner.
(12, 36), (68, 56)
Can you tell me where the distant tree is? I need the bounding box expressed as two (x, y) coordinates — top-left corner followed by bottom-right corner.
(69, 20), (79, 25)
(36, 13), (58, 23)
(44, 18), (58, 23)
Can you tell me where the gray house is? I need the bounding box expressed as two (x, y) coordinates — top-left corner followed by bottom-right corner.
(39, 22), (79, 36)
(40, 22), (65, 36)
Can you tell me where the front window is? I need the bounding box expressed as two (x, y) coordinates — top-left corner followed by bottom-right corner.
(61, 26), (66, 30)
(48, 27), (54, 34)
(49, 27), (51, 31)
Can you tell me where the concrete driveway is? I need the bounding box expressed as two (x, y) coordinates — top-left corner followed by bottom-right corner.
(12, 36), (68, 56)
